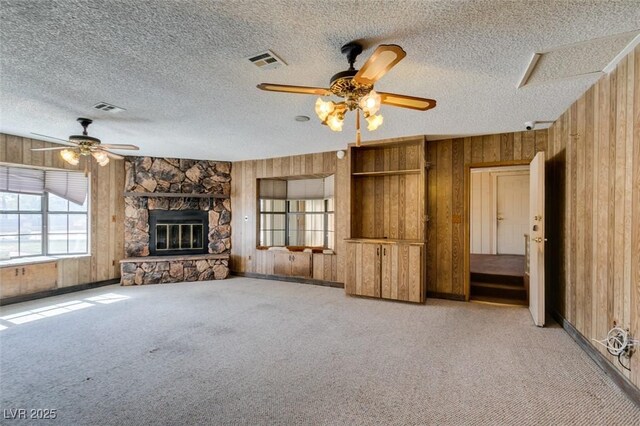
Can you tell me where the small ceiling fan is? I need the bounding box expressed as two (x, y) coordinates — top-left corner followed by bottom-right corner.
(257, 42), (436, 146)
(31, 118), (139, 167)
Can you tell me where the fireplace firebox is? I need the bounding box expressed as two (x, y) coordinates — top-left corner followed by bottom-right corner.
(149, 210), (209, 256)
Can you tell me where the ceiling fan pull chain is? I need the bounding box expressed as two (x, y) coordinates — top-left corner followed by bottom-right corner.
(356, 109), (361, 147)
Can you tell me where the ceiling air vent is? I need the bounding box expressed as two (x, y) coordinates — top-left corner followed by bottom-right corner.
(93, 102), (126, 113)
(248, 50), (287, 70)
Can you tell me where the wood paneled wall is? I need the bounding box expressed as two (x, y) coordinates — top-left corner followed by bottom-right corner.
(231, 151), (348, 281)
(425, 130), (547, 297)
(231, 131), (546, 292)
(0, 133), (125, 290)
(547, 45), (639, 386)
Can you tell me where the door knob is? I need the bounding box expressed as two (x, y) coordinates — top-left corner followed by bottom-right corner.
(497, 216), (504, 221)
(532, 237), (547, 243)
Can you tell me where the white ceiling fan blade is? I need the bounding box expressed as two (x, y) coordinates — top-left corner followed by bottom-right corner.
(99, 144), (139, 150)
(30, 146), (70, 151)
(378, 92), (436, 111)
(257, 83), (331, 96)
(353, 45), (406, 85)
(30, 133), (78, 145)
(102, 150), (125, 160)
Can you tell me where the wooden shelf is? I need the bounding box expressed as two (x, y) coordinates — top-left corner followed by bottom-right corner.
(345, 238), (425, 245)
(123, 192), (229, 199)
(351, 169), (421, 177)
(120, 253), (229, 263)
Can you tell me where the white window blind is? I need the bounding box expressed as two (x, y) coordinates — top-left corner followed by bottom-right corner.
(0, 166), (45, 194)
(45, 170), (88, 205)
(0, 166), (87, 205)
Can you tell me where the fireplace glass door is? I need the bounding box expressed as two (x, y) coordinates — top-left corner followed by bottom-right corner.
(149, 210), (208, 256)
(155, 224), (203, 251)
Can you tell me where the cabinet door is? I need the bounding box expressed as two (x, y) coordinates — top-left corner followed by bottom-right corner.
(359, 242), (381, 297)
(406, 244), (424, 302)
(380, 244), (393, 298)
(345, 241), (382, 298)
(345, 242), (358, 294)
(381, 243), (424, 302)
(291, 253), (312, 278)
(0, 267), (22, 298)
(273, 252), (291, 276)
(24, 262), (57, 294)
(396, 244), (424, 302)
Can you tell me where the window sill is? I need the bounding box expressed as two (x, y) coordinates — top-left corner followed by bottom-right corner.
(0, 254), (91, 267)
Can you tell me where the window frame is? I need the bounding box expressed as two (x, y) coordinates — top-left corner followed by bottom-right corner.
(0, 190), (90, 260)
(258, 197), (334, 249)
(45, 192), (89, 256)
(0, 192), (44, 258)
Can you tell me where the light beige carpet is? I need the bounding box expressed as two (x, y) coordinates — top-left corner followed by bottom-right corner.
(1, 277), (638, 425)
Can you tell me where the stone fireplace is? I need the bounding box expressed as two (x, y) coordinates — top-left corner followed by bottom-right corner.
(120, 157), (231, 285)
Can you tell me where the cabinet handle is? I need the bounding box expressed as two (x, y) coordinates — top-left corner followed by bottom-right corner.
(15, 268), (19, 277)
(377, 247), (380, 256)
(22, 267), (26, 275)
(383, 247), (386, 256)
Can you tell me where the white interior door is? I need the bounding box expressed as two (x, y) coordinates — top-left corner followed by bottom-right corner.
(529, 152), (545, 327)
(496, 173), (529, 255)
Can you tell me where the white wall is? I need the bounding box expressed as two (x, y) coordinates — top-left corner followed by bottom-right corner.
(470, 172), (494, 254)
(470, 166), (529, 255)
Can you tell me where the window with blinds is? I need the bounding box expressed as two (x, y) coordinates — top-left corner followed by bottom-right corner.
(0, 165), (89, 260)
(258, 176), (335, 249)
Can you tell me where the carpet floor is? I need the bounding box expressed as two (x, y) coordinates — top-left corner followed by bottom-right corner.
(0, 277), (638, 425)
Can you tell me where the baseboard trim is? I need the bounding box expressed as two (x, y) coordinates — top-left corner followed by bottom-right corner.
(552, 311), (640, 408)
(0, 279), (120, 306)
(427, 291), (465, 301)
(231, 272), (344, 289)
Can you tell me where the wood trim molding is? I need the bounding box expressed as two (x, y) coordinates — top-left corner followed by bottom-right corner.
(426, 291), (465, 301)
(552, 311), (640, 408)
(232, 271), (344, 289)
(0, 278), (119, 306)
(463, 159), (532, 300)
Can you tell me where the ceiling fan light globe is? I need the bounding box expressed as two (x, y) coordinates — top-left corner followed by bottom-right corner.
(92, 150), (110, 166)
(60, 149), (80, 166)
(326, 113), (344, 132)
(315, 98), (335, 121)
(366, 114), (383, 131)
(360, 90), (381, 115)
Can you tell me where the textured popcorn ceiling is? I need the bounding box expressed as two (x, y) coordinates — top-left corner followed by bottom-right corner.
(527, 31), (638, 85)
(1, 0), (639, 161)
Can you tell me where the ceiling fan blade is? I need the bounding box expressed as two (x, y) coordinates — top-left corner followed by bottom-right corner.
(353, 45), (406, 85)
(102, 150), (125, 160)
(30, 146), (69, 151)
(30, 133), (78, 145)
(99, 144), (139, 150)
(378, 92), (436, 111)
(257, 83), (331, 96)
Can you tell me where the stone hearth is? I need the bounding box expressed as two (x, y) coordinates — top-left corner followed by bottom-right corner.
(121, 156), (232, 285)
(120, 254), (229, 285)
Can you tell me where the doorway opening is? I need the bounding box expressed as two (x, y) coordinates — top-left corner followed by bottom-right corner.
(469, 165), (529, 305)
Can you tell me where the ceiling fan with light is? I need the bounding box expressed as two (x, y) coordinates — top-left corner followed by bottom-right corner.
(257, 42), (436, 146)
(31, 118), (139, 167)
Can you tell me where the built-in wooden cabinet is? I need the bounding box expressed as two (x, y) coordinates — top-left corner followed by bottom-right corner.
(273, 252), (312, 278)
(0, 261), (57, 299)
(345, 240), (424, 303)
(345, 137), (428, 303)
(253, 250), (337, 281)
